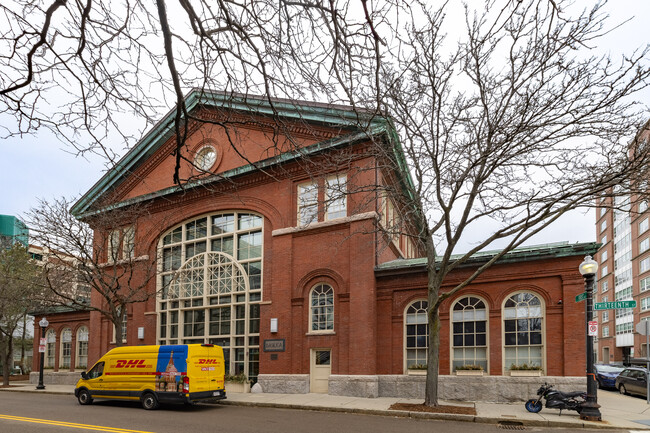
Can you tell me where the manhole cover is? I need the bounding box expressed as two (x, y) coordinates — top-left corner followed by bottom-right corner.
(497, 421), (526, 430)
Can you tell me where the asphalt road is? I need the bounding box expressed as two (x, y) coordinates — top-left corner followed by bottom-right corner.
(0, 392), (631, 433)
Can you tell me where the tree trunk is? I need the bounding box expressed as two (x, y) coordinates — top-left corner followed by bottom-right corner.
(2, 335), (13, 386)
(424, 307), (441, 406)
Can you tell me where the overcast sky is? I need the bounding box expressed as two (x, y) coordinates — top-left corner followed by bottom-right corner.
(1, 0), (648, 254)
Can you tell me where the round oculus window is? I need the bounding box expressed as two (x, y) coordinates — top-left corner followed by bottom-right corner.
(195, 146), (217, 171)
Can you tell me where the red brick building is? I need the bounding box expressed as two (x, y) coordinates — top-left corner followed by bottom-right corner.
(32, 91), (595, 395)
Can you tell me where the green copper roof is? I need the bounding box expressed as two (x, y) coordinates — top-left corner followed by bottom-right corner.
(375, 241), (600, 273)
(71, 89), (406, 218)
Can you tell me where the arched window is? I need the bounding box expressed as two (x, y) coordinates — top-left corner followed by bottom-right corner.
(451, 296), (488, 372)
(45, 329), (56, 368)
(158, 212), (263, 382)
(309, 284), (334, 332)
(76, 326), (89, 369)
(60, 328), (72, 369)
(405, 300), (428, 369)
(503, 292), (544, 371)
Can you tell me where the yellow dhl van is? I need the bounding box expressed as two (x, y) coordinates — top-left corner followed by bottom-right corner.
(75, 344), (226, 410)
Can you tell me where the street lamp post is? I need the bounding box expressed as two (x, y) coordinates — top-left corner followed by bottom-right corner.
(578, 255), (602, 421)
(36, 317), (49, 390)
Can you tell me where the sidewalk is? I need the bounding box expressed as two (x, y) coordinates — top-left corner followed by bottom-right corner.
(3, 382), (650, 430)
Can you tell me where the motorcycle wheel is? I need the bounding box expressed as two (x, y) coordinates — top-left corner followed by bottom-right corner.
(525, 399), (543, 413)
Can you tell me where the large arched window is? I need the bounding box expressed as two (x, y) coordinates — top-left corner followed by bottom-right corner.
(76, 326), (89, 369)
(45, 329), (56, 368)
(503, 292), (544, 371)
(158, 212), (263, 381)
(404, 300), (428, 370)
(60, 328), (72, 369)
(451, 296), (488, 372)
(309, 283), (334, 332)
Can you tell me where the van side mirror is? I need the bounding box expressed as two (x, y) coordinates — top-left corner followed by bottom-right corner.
(81, 372), (89, 380)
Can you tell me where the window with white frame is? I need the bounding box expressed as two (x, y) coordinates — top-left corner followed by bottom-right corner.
(641, 238), (650, 255)
(45, 329), (56, 368)
(601, 250), (608, 262)
(123, 226), (135, 258)
(503, 292), (544, 371)
(616, 322), (633, 335)
(451, 297), (488, 372)
(325, 174), (347, 220)
(641, 201), (649, 213)
(602, 326), (609, 337)
(641, 277), (650, 292)
(60, 328), (72, 369)
(602, 311), (609, 322)
(113, 306), (128, 343)
(601, 265), (608, 278)
(601, 234), (607, 245)
(297, 181), (319, 226)
(108, 229), (120, 262)
(601, 207), (607, 217)
(310, 283), (334, 332)
(641, 218), (649, 234)
(641, 257), (650, 274)
(405, 300), (428, 369)
(76, 326), (88, 369)
(601, 220), (607, 232)
(158, 212), (263, 381)
(642, 297), (650, 312)
(601, 280), (609, 293)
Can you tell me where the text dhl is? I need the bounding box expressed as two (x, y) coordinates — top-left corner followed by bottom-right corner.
(114, 359), (150, 368)
(196, 359), (220, 365)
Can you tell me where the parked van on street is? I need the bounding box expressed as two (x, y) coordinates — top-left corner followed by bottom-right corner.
(75, 344), (226, 409)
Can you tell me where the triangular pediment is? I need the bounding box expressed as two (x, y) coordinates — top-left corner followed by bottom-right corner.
(72, 90), (390, 218)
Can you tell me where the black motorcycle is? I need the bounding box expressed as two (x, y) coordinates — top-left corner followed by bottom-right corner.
(525, 383), (587, 415)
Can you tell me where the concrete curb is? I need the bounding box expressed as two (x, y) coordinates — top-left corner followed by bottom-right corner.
(218, 399), (621, 429)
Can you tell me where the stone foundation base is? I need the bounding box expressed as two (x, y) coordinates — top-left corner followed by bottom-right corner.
(29, 371), (81, 385)
(258, 374), (586, 403)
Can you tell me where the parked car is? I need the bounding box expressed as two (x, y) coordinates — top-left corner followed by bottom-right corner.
(594, 364), (624, 389)
(616, 367), (648, 397)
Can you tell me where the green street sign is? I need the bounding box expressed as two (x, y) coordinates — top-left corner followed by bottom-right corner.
(575, 292), (587, 303)
(594, 301), (637, 310)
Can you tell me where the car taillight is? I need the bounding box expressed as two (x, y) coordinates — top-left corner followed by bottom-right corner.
(183, 375), (190, 393)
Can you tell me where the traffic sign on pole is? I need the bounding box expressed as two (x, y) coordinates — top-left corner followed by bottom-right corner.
(575, 292), (587, 303)
(594, 300), (637, 310)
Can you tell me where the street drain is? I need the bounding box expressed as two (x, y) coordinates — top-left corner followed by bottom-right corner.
(497, 421), (526, 430)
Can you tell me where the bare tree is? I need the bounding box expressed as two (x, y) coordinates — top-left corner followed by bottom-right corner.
(0, 0), (381, 184)
(370, 0), (650, 406)
(0, 242), (41, 385)
(26, 197), (162, 347)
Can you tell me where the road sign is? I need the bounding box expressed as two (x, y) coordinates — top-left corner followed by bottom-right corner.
(588, 321), (598, 337)
(575, 292), (587, 303)
(594, 300), (637, 310)
(637, 321), (650, 336)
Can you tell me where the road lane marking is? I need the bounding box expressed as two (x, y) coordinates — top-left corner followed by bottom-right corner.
(0, 414), (155, 433)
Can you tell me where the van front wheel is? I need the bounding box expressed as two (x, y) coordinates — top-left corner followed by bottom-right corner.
(77, 389), (93, 405)
(141, 392), (159, 410)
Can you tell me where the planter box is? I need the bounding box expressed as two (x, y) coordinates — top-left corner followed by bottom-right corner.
(509, 370), (542, 377)
(225, 381), (251, 393)
(407, 369), (427, 376)
(455, 370), (484, 376)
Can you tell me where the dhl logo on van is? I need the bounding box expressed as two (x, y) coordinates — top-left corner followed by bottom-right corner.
(197, 359), (220, 365)
(114, 359), (151, 369)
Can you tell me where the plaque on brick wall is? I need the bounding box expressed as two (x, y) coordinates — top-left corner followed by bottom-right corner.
(263, 339), (285, 352)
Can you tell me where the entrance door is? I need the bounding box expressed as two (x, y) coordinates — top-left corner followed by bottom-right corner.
(310, 349), (331, 393)
(602, 347), (610, 364)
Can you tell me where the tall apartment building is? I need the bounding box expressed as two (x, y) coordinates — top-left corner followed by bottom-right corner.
(0, 214), (28, 247)
(596, 122), (650, 364)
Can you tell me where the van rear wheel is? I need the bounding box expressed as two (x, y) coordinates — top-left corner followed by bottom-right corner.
(77, 389), (93, 405)
(141, 392), (159, 410)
